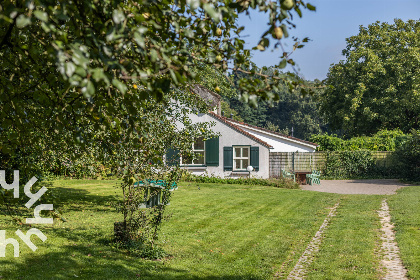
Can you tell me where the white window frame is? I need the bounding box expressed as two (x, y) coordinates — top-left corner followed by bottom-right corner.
(181, 137), (206, 165)
(233, 146), (250, 171)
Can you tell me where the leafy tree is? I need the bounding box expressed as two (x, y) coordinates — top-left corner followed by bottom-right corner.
(267, 83), (324, 140)
(320, 19), (420, 137)
(228, 66), (325, 139)
(0, 0), (316, 251)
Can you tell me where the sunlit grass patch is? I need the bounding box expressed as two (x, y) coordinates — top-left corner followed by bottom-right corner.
(388, 185), (420, 280)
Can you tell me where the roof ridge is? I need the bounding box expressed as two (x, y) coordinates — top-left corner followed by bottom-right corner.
(224, 117), (318, 147)
(207, 112), (273, 148)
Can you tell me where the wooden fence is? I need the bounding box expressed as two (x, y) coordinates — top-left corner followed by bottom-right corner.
(269, 151), (394, 178)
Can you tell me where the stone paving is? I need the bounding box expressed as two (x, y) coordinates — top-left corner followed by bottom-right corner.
(378, 199), (408, 280)
(286, 202), (340, 280)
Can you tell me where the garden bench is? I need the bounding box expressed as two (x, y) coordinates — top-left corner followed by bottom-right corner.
(134, 180), (177, 208)
(306, 170), (321, 186)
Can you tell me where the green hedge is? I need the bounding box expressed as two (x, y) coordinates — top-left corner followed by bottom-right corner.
(394, 130), (420, 182)
(181, 172), (299, 189)
(322, 150), (397, 179)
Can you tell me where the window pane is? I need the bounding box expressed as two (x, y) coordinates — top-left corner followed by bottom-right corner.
(235, 148), (241, 158)
(182, 153), (193, 165)
(242, 159), (249, 168)
(195, 137), (205, 150)
(195, 151), (205, 165)
(235, 159), (241, 170)
(243, 148), (249, 158)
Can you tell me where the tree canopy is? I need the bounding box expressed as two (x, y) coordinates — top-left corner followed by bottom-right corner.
(227, 66), (325, 140)
(320, 19), (420, 137)
(0, 0), (316, 249)
(1, 0), (316, 157)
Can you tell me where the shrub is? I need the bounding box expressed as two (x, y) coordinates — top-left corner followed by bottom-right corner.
(323, 150), (376, 179)
(309, 134), (345, 151)
(180, 172), (299, 189)
(394, 129), (420, 182)
(311, 129), (406, 152)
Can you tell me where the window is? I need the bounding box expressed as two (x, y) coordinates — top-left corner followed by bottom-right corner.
(182, 137), (205, 165)
(233, 146), (250, 170)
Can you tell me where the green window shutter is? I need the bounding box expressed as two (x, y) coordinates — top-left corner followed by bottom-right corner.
(166, 148), (180, 166)
(250, 146), (259, 171)
(205, 137), (219, 166)
(223, 147), (233, 171)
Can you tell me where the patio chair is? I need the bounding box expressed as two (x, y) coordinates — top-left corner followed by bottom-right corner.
(281, 169), (295, 182)
(306, 170), (321, 185)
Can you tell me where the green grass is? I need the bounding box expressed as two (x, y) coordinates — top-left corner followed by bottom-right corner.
(0, 179), (338, 279)
(1, 179), (419, 279)
(388, 185), (420, 280)
(160, 182), (339, 279)
(306, 195), (384, 279)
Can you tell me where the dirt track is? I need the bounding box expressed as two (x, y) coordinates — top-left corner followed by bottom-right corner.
(300, 179), (412, 195)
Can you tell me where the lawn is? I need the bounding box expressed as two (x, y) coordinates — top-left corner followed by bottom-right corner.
(0, 179), (419, 279)
(388, 185), (420, 280)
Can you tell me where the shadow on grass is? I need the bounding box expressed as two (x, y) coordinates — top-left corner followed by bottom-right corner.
(1, 242), (263, 280)
(48, 186), (120, 211)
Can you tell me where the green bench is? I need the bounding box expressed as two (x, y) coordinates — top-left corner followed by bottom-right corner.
(306, 170), (321, 185)
(134, 179), (178, 208)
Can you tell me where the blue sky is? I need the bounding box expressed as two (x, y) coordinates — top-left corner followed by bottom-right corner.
(237, 0), (420, 81)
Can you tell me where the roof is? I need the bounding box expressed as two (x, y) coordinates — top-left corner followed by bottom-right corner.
(225, 117), (318, 148)
(207, 112), (273, 149)
(191, 84), (221, 109)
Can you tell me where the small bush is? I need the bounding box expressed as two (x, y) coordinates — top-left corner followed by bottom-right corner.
(114, 239), (168, 259)
(394, 129), (420, 182)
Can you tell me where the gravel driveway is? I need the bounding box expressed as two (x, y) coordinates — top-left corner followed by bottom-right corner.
(300, 179), (412, 195)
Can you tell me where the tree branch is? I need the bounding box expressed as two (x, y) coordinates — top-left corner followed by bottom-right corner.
(0, 17), (17, 49)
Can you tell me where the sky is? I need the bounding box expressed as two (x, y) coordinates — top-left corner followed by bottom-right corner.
(237, 0), (420, 81)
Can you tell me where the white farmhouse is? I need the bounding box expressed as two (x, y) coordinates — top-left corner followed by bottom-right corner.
(168, 85), (318, 179)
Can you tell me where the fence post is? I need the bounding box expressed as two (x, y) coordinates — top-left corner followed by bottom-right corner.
(292, 152), (295, 172)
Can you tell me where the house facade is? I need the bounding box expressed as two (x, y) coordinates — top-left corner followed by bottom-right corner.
(168, 85), (318, 179)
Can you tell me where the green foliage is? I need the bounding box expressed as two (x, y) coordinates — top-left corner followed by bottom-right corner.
(0, 0), (316, 251)
(114, 238), (168, 260)
(229, 67), (325, 140)
(181, 172), (299, 189)
(394, 129), (420, 182)
(311, 129), (406, 151)
(192, 64), (238, 99)
(321, 19), (420, 136)
(309, 134), (345, 151)
(323, 150), (377, 179)
(0, 0), (316, 158)
(220, 100), (243, 122)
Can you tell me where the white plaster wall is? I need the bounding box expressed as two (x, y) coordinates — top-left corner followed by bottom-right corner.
(233, 123), (316, 152)
(177, 113), (271, 178)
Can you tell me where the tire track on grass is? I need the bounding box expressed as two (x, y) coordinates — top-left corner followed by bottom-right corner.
(286, 201), (340, 280)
